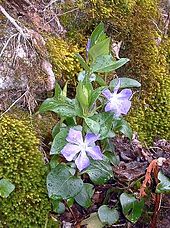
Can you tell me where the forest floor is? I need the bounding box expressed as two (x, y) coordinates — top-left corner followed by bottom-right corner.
(49, 137), (170, 228)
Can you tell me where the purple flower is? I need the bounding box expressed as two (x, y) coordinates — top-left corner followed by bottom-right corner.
(86, 38), (91, 59)
(61, 128), (103, 171)
(102, 80), (132, 117)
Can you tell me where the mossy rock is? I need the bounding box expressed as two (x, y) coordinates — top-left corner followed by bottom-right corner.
(0, 116), (50, 227)
(59, 0), (170, 143)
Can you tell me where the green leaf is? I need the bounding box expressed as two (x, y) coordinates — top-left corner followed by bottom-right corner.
(52, 123), (61, 139)
(75, 53), (90, 72)
(0, 179), (15, 198)
(84, 117), (100, 134)
(84, 160), (113, 184)
(98, 205), (119, 225)
(50, 155), (60, 169)
(104, 151), (120, 166)
(120, 193), (144, 223)
(156, 171), (170, 193)
(50, 128), (68, 155)
(113, 118), (132, 140)
(91, 55), (129, 73)
(90, 22), (105, 47)
(39, 97), (76, 117)
(51, 198), (65, 214)
(75, 183), (94, 208)
(76, 81), (89, 110)
(54, 82), (62, 98)
(62, 81), (68, 97)
(81, 212), (103, 228)
(89, 86), (106, 108)
(89, 38), (110, 60)
(47, 164), (83, 199)
(67, 197), (74, 207)
(78, 71), (96, 82)
(110, 77), (141, 88)
(119, 120), (132, 140)
(95, 75), (107, 86)
(91, 113), (114, 140)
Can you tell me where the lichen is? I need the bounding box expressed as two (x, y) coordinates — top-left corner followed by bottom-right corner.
(0, 116), (50, 227)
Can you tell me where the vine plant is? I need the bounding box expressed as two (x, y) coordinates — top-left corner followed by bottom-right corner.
(39, 23), (170, 226)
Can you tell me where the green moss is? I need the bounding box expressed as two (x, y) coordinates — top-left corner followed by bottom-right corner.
(0, 116), (50, 227)
(46, 36), (81, 87)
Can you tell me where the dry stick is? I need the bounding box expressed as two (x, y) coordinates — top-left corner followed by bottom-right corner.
(0, 91), (28, 118)
(0, 5), (26, 37)
(139, 159), (163, 228)
(0, 32), (18, 58)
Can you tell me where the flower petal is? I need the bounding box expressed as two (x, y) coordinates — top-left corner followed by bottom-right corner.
(105, 102), (115, 112)
(66, 128), (83, 145)
(113, 79), (120, 93)
(102, 89), (112, 99)
(117, 100), (131, 115)
(86, 146), (103, 160)
(61, 143), (80, 161)
(117, 89), (132, 99)
(85, 133), (99, 146)
(75, 151), (90, 171)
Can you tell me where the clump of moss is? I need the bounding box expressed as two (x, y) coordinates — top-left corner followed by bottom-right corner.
(46, 37), (81, 87)
(0, 116), (50, 227)
(60, 0), (169, 143)
(121, 2), (170, 144)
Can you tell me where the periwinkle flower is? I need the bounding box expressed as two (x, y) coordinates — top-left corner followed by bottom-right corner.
(61, 128), (103, 171)
(102, 80), (132, 117)
(86, 38), (91, 59)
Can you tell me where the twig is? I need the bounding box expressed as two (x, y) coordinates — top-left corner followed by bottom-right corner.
(0, 5), (27, 38)
(57, 8), (79, 16)
(0, 32), (18, 58)
(44, 0), (60, 10)
(0, 90), (28, 118)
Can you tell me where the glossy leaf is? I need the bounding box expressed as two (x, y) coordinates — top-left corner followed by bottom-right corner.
(39, 97), (76, 117)
(91, 55), (129, 73)
(50, 128), (68, 155)
(95, 75), (107, 86)
(54, 82), (62, 98)
(75, 183), (94, 208)
(89, 38), (110, 60)
(52, 123), (61, 139)
(89, 86), (106, 108)
(84, 117), (100, 134)
(91, 112), (114, 140)
(0, 179), (15, 198)
(62, 81), (68, 97)
(120, 193), (144, 223)
(75, 53), (90, 71)
(98, 205), (119, 225)
(113, 118), (132, 140)
(47, 164), (83, 199)
(84, 160), (113, 184)
(81, 212), (103, 228)
(50, 155), (60, 169)
(51, 198), (65, 214)
(156, 171), (170, 193)
(78, 71), (96, 82)
(104, 151), (120, 166)
(76, 81), (89, 110)
(110, 77), (141, 88)
(90, 22), (105, 47)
